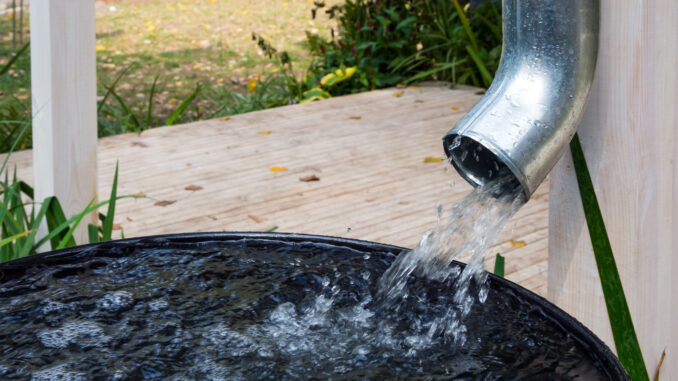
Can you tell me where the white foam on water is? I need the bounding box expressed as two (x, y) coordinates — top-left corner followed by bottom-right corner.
(96, 291), (134, 312)
(37, 320), (111, 349)
(31, 363), (88, 381)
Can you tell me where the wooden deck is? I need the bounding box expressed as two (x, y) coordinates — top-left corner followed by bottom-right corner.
(3, 83), (549, 296)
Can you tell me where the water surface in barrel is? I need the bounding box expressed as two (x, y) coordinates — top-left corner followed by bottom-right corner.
(0, 174), (615, 380)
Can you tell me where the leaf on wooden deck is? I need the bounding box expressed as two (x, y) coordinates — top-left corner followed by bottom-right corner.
(396, 84), (406, 89)
(424, 157), (443, 163)
(154, 200), (176, 207)
(270, 167), (287, 172)
(185, 184), (203, 191)
(112, 224), (122, 230)
(259, 130), (271, 135)
(408, 85), (421, 89)
(475, 90), (486, 95)
(398, 201), (409, 205)
(392, 92), (404, 98)
(134, 192), (147, 197)
(248, 214), (267, 223)
(509, 240), (526, 247)
(451, 106), (460, 110)
(265, 226), (279, 232)
(349, 116), (362, 120)
(131, 141), (148, 147)
(219, 116), (230, 121)
(299, 175), (320, 182)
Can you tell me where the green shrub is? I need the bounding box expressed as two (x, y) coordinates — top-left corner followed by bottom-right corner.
(307, 0), (502, 91)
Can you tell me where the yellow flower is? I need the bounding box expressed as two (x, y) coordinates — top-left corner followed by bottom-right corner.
(95, 45), (106, 51)
(248, 79), (257, 92)
(270, 167), (287, 172)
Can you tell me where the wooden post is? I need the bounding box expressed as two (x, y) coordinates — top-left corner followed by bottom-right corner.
(30, 0), (97, 246)
(549, 0), (677, 378)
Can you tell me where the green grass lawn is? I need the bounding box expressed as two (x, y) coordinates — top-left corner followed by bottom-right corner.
(0, 0), (337, 149)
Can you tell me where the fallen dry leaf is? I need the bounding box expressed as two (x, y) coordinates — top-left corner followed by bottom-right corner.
(131, 141), (148, 147)
(451, 106), (460, 110)
(219, 116), (230, 121)
(112, 224), (122, 230)
(349, 116), (362, 120)
(270, 167), (287, 172)
(248, 214), (267, 223)
(654, 349), (666, 381)
(396, 84), (406, 89)
(185, 184), (203, 191)
(133, 192), (146, 197)
(408, 85), (421, 89)
(126, 217), (133, 222)
(259, 130), (271, 135)
(392, 92), (404, 97)
(398, 201), (409, 205)
(299, 175), (320, 182)
(424, 157), (444, 163)
(510, 240), (526, 247)
(155, 200), (176, 207)
(475, 90), (486, 95)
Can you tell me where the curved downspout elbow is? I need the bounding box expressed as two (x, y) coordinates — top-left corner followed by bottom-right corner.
(443, 0), (599, 199)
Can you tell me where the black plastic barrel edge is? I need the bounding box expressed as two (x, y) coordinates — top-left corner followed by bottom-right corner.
(0, 232), (629, 380)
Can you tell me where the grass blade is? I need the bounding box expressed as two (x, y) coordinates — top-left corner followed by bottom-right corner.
(45, 196), (76, 249)
(17, 196), (54, 258)
(88, 223), (100, 243)
(465, 45), (493, 88)
(166, 85), (200, 126)
(107, 86), (140, 129)
(493, 253), (505, 277)
(98, 65), (132, 113)
(452, 0), (478, 52)
(0, 41), (29, 77)
(0, 230), (31, 248)
(32, 195), (138, 252)
(570, 134), (649, 380)
(146, 75), (159, 128)
(0, 122), (29, 176)
(55, 198), (96, 250)
(102, 162), (119, 241)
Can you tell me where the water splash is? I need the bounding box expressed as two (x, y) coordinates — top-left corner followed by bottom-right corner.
(377, 170), (525, 344)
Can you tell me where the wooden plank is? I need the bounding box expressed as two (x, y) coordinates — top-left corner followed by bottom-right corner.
(29, 0), (97, 245)
(549, 1), (678, 377)
(3, 84), (549, 295)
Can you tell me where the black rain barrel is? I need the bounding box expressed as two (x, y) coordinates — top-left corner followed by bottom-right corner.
(0, 232), (629, 380)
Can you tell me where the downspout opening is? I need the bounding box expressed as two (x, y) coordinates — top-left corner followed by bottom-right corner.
(444, 134), (524, 200)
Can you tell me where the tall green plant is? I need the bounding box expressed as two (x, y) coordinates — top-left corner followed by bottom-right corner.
(100, 74), (200, 134)
(570, 135), (649, 380)
(307, 0), (502, 91)
(0, 126), (135, 261)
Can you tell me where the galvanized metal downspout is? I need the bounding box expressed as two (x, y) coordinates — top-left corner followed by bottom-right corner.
(444, 0), (599, 199)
